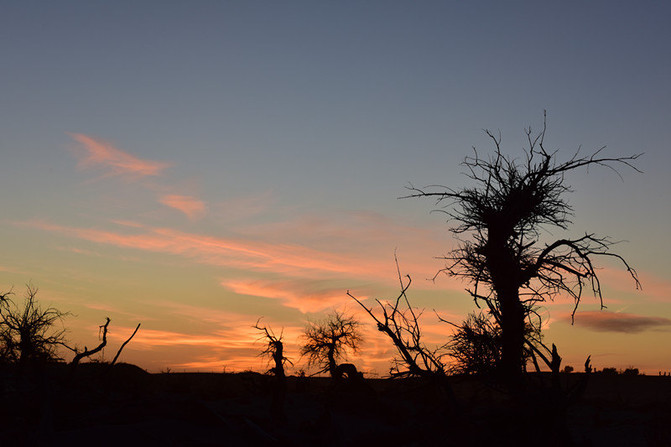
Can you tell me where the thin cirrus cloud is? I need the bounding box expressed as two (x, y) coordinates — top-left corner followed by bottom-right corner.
(68, 133), (209, 218)
(107, 323), (264, 350)
(18, 220), (390, 280)
(569, 311), (671, 333)
(68, 133), (171, 178)
(109, 326), (228, 348)
(159, 194), (207, 220)
(221, 279), (356, 313)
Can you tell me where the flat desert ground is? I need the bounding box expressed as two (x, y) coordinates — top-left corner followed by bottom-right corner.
(2, 364), (670, 446)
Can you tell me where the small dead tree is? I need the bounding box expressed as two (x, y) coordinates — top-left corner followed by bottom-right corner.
(65, 319), (141, 380)
(403, 112), (641, 385)
(300, 311), (362, 377)
(254, 319), (292, 420)
(0, 285), (68, 366)
(254, 318), (292, 379)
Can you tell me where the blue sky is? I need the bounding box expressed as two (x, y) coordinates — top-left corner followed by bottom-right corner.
(1, 1), (670, 373)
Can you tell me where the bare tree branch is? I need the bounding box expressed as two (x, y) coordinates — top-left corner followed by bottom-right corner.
(70, 317), (110, 366)
(111, 323), (141, 365)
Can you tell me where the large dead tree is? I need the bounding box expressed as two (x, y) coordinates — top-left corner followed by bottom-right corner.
(403, 113), (641, 385)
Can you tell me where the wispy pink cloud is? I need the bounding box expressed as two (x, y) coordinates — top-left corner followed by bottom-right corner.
(19, 220), (393, 281)
(68, 133), (170, 178)
(159, 194), (207, 220)
(221, 279), (353, 313)
(230, 210), (462, 289)
(108, 327), (228, 348)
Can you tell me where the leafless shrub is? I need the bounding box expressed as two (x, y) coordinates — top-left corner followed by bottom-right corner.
(0, 285), (68, 366)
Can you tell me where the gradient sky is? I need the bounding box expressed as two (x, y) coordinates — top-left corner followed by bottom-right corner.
(1, 1), (670, 374)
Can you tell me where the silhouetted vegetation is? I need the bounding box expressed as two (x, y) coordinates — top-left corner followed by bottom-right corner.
(444, 311), (502, 375)
(349, 265), (459, 408)
(0, 285), (68, 366)
(68, 317), (110, 367)
(349, 269), (448, 379)
(2, 114), (662, 445)
(254, 319), (292, 378)
(254, 318), (292, 419)
(300, 311), (362, 378)
(403, 112), (641, 386)
(623, 367), (640, 376)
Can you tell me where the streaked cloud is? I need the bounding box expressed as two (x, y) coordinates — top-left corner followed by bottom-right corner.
(19, 220), (392, 280)
(159, 194), (207, 220)
(68, 133), (170, 178)
(109, 327), (227, 348)
(173, 357), (237, 371)
(227, 209), (462, 289)
(570, 311), (671, 333)
(221, 279), (353, 313)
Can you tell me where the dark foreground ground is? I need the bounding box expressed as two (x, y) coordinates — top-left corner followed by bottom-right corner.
(1, 363), (670, 446)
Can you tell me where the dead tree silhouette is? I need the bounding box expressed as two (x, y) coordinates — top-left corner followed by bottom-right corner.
(66, 319), (140, 366)
(300, 311), (362, 378)
(254, 318), (292, 420)
(349, 272), (448, 380)
(402, 112), (641, 387)
(65, 318), (141, 385)
(68, 317), (111, 367)
(0, 285), (68, 367)
(348, 263), (457, 407)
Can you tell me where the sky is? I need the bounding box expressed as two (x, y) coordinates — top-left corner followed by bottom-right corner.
(1, 1), (670, 374)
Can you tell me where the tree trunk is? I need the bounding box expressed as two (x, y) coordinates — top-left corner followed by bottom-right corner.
(327, 346), (337, 377)
(498, 285), (526, 388)
(487, 228), (526, 388)
(270, 341), (286, 422)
